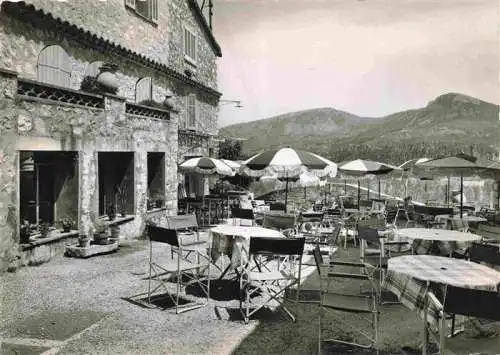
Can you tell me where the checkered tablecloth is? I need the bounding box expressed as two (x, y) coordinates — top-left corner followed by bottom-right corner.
(384, 255), (500, 326)
(209, 225), (285, 268)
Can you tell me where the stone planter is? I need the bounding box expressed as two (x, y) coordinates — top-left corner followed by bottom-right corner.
(96, 71), (119, 93)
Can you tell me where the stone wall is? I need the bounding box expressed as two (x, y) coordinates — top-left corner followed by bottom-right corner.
(12, 0), (219, 91)
(0, 69), (178, 271)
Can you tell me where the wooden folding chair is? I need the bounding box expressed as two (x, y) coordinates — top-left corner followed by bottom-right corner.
(231, 207), (255, 226)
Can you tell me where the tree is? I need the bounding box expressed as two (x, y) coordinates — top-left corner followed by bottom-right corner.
(218, 139), (242, 160)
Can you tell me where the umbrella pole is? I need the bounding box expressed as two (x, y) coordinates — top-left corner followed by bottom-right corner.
(367, 180), (370, 200)
(357, 180), (361, 210)
(285, 179), (289, 213)
(460, 173), (463, 218)
(446, 176), (450, 206)
(344, 179), (347, 194)
(378, 178), (381, 199)
(304, 186), (306, 200)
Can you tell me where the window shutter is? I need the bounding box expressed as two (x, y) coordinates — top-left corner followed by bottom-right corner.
(37, 45), (72, 88)
(186, 95), (196, 128)
(125, 0), (135, 8)
(135, 77), (152, 103)
(150, 0), (158, 22)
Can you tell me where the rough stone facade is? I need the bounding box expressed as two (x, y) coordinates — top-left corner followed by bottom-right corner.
(0, 0), (222, 272)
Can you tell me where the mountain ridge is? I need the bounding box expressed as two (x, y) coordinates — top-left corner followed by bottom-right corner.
(219, 93), (500, 164)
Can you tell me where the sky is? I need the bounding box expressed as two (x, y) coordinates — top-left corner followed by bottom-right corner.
(211, 0), (499, 127)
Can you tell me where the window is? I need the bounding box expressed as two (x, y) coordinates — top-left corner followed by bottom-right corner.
(184, 27), (197, 64)
(37, 45), (72, 88)
(98, 152), (135, 216)
(19, 151), (79, 228)
(147, 152), (165, 210)
(135, 77), (153, 104)
(186, 94), (197, 129)
(125, 0), (158, 23)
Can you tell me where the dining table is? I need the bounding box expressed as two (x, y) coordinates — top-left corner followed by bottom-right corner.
(209, 224), (286, 279)
(396, 228), (482, 255)
(384, 254), (500, 354)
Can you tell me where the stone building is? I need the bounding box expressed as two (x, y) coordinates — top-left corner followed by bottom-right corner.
(0, 0), (222, 271)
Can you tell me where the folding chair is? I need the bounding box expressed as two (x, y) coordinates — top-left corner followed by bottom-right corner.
(129, 225), (210, 314)
(342, 213), (359, 249)
(425, 287), (500, 355)
(357, 225), (411, 303)
(166, 214), (206, 260)
(239, 236), (305, 323)
(231, 207), (255, 226)
(313, 246), (379, 354)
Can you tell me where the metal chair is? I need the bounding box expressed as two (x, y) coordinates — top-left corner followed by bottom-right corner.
(425, 287), (500, 355)
(165, 214), (205, 260)
(313, 246), (379, 354)
(231, 207), (255, 226)
(128, 225), (210, 314)
(239, 236), (305, 323)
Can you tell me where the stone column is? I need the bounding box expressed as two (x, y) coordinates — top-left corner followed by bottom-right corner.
(0, 69), (20, 271)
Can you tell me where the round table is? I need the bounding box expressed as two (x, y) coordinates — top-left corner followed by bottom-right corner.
(210, 225), (285, 240)
(444, 215), (487, 223)
(396, 228), (482, 242)
(388, 255), (500, 291)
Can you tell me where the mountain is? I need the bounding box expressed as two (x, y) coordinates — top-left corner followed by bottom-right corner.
(219, 93), (500, 164)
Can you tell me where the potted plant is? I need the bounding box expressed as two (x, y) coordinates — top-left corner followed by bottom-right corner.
(107, 203), (116, 221)
(59, 217), (75, 233)
(155, 197), (165, 209)
(116, 185), (128, 217)
(78, 233), (91, 248)
(39, 222), (51, 238)
(20, 220), (32, 244)
(93, 219), (109, 245)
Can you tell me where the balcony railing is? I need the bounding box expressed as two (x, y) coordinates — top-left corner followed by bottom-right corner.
(17, 78), (105, 108)
(125, 103), (171, 120)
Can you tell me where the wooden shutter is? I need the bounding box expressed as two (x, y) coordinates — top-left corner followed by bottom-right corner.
(37, 45), (72, 87)
(135, 77), (152, 103)
(187, 95), (196, 128)
(125, 0), (136, 8)
(150, 0), (158, 22)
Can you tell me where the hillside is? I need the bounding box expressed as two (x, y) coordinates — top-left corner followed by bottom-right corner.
(219, 93), (500, 164)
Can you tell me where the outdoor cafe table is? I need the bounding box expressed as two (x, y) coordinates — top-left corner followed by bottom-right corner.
(209, 225), (285, 278)
(384, 255), (500, 328)
(396, 228), (482, 255)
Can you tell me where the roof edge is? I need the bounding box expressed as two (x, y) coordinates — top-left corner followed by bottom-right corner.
(1, 1), (222, 99)
(187, 0), (222, 57)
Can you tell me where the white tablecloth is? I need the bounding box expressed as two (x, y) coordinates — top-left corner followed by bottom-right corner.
(209, 225), (285, 268)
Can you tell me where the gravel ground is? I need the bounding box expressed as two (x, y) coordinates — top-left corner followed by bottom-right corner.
(0, 238), (497, 355)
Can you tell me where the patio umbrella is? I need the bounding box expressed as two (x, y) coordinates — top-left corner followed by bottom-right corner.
(179, 157), (234, 176)
(260, 171), (326, 200)
(417, 153), (486, 218)
(220, 159), (241, 173)
(338, 159), (401, 208)
(240, 147), (337, 212)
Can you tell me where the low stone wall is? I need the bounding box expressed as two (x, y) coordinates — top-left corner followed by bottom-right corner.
(252, 176), (499, 210)
(15, 233), (80, 270)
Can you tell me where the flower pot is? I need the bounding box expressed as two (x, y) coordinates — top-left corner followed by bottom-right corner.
(110, 225), (120, 244)
(96, 72), (119, 93)
(78, 235), (90, 248)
